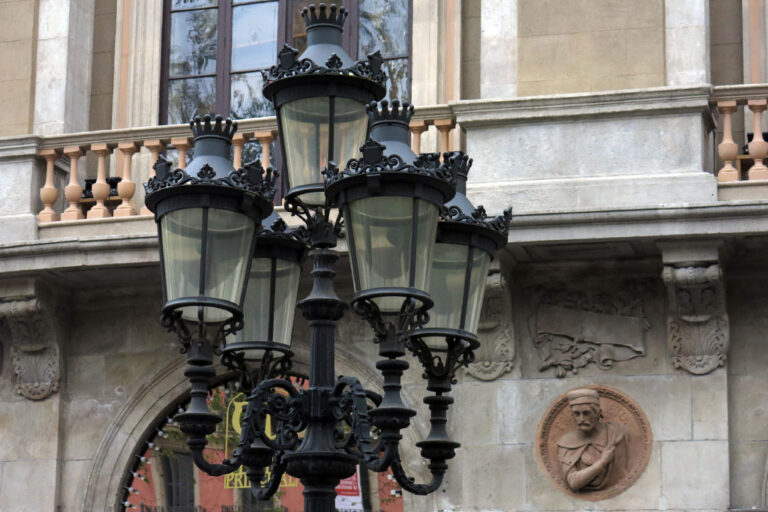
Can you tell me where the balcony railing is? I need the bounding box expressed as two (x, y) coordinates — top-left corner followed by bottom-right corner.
(33, 108), (457, 224)
(713, 85), (768, 182)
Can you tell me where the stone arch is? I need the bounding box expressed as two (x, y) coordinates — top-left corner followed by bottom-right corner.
(81, 345), (432, 511)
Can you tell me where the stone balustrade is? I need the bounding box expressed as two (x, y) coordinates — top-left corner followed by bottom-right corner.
(712, 85), (768, 183)
(32, 110), (458, 224)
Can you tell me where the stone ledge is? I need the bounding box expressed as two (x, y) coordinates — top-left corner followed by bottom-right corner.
(718, 180), (768, 201)
(505, 199), (768, 246)
(451, 84), (714, 126)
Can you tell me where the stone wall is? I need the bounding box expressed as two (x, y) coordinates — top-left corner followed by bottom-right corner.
(726, 269), (768, 508)
(517, 0), (665, 96)
(0, 0), (37, 136)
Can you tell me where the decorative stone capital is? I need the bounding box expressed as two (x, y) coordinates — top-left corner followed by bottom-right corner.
(660, 243), (728, 375)
(0, 298), (61, 400)
(465, 270), (515, 381)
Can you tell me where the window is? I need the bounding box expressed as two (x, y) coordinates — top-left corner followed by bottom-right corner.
(160, 0), (412, 125)
(160, 451), (195, 511)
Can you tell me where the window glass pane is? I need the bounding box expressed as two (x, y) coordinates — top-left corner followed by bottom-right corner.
(383, 58), (409, 101)
(358, 0), (408, 57)
(230, 72), (274, 118)
(170, 9), (218, 77)
(232, 2), (278, 71)
(168, 76), (216, 124)
(172, 0), (216, 8)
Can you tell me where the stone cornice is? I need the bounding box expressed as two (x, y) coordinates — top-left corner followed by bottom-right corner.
(450, 85), (714, 127)
(506, 200), (768, 245)
(0, 201), (766, 275)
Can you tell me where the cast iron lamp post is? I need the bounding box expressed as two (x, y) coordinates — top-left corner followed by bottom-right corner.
(144, 4), (511, 511)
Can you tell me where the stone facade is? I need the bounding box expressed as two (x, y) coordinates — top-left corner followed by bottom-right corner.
(2, 1), (768, 511)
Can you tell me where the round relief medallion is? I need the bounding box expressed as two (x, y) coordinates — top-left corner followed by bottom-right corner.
(535, 385), (652, 501)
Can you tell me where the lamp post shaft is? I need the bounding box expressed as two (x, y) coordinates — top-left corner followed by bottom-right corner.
(287, 227), (359, 511)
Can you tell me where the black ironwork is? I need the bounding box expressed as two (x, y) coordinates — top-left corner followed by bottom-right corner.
(150, 5), (514, 512)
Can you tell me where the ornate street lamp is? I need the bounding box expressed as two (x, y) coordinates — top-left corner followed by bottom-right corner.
(409, 158), (512, 393)
(148, 5), (513, 512)
(220, 211), (309, 391)
(263, 3), (386, 206)
(145, 115), (277, 364)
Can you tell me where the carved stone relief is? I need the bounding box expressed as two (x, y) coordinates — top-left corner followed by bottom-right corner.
(536, 385), (653, 501)
(662, 264), (729, 375)
(465, 270), (515, 381)
(527, 281), (653, 377)
(0, 299), (60, 400)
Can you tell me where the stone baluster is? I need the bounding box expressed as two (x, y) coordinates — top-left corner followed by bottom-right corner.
(171, 137), (192, 169)
(38, 149), (60, 222)
(61, 145), (86, 220)
(88, 143), (115, 219)
(253, 130), (278, 167)
(232, 132), (250, 169)
(747, 99), (768, 180)
(409, 120), (429, 154)
(716, 101), (740, 182)
(115, 141), (140, 217)
(434, 118), (457, 158)
(141, 139), (166, 215)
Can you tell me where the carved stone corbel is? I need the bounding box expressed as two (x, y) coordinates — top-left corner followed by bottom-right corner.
(0, 298), (61, 400)
(661, 245), (729, 375)
(465, 270), (515, 381)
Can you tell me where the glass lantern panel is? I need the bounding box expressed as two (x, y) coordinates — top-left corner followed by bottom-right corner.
(237, 257), (301, 345)
(426, 243), (469, 331)
(463, 248), (491, 334)
(279, 97), (329, 204)
(203, 208), (257, 321)
(348, 196), (438, 312)
(280, 97), (367, 205)
(332, 97), (369, 171)
(162, 208), (204, 315)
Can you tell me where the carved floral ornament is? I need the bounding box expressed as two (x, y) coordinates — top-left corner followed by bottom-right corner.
(0, 298), (60, 400)
(662, 264), (729, 375)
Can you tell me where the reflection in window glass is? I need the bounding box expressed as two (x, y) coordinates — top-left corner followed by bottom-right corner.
(169, 9), (218, 77)
(358, 0), (408, 57)
(168, 77), (216, 124)
(232, 2), (278, 71)
(230, 72), (274, 119)
(383, 58), (409, 102)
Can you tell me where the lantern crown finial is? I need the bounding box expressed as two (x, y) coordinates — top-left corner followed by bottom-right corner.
(301, 3), (348, 29)
(368, 100), (414, 127)
(190, 114), (238, 142)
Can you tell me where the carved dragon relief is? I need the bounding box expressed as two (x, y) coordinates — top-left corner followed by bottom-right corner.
(662, 264), (728, 375)
(465, 270), (515, 381)
(0, 299), (60, 400)
(527, 280), (654, 378)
